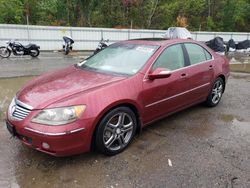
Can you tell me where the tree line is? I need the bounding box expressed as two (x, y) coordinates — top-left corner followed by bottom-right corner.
(0, 0), (249, 32)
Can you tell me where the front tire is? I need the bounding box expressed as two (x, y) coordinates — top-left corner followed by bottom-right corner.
(205, 77), (224, 107)
(95, 107), (137, 155)
(0, 47), (11, 58)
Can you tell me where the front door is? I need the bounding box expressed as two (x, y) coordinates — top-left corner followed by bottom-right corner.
(142, 44), (190, 124)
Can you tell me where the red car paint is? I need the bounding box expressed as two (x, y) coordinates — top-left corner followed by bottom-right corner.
(6, 39), (230, 156)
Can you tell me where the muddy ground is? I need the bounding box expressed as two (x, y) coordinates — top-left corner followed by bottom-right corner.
(0, 52), (249, 188)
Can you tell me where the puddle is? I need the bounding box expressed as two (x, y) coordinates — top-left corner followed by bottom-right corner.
(220, 114), (250, 136)
(220, 114), (235, 123)
(232, 118), (250, 133)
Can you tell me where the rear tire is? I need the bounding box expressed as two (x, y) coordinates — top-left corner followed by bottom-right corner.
(30, 49), (40, 57)
(0, 47), (11, 58)
(95, 107), (137, 155)
(205, 77), (224, 107)
(93, 49), (100, 55)
(64, 46), (69, 55)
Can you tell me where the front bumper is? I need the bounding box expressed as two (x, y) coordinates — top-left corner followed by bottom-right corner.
(6, 119), (93, 157)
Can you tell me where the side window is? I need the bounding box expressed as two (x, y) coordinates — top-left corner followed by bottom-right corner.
(152, 44), (185, 71)
(203, 49), (212, 60)
(184, 43), (207, 65)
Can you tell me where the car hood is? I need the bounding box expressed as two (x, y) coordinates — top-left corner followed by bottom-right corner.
(17, 66), (126, 109)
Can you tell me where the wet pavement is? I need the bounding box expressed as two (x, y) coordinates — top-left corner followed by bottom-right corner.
(0, 51), (90, 78)
(0, 52), (250, 188)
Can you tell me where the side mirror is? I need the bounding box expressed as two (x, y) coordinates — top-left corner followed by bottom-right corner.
(148, 68), (172, 80)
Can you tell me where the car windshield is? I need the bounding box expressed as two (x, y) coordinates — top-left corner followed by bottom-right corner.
(78, 43), (159, 75)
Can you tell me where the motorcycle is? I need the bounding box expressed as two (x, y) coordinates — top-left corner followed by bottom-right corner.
(63, 36), (74, 55)
(94, 38), (109, 54)
(0, 40), (40, 58)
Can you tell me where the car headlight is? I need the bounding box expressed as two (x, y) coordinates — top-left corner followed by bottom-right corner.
(31, 105), (86, 125)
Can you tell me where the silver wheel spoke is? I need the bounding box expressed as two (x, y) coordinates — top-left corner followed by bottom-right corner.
(118, 113), (125, 126)
(107, 122), (117, 129)
(122, 123), (133, 133)
(212, 94), (218, 103)
(217, 85), (223, 93)
(212, 89), (217, 94)
(105, 135), (117, 148)
(218, 92), (222, 98)
(118, 135), (125, 146)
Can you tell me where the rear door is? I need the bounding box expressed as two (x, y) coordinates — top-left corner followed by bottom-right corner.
(183, 43), (215, 102)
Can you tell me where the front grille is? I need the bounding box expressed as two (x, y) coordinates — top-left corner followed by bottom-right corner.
(10, 98), (33, 121)
(12, 104), (31, 120)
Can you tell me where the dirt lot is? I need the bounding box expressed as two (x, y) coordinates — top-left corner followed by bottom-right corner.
(0, 52), (249, 188)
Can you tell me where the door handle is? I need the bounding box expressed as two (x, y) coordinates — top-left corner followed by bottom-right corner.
(180, 73), (188, 78)
(209, 65), (214, 70)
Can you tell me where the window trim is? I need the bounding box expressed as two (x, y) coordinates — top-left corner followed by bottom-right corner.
(144, 41), (214, 81)
(203, 48), (212, 60)
(183, 42), (214, 66)
(150, 43), (188, 71)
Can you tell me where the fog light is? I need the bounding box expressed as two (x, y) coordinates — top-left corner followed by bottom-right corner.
(42, 142), (50, 149)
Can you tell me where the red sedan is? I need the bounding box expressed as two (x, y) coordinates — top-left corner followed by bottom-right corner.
(6, 39), (230, 156)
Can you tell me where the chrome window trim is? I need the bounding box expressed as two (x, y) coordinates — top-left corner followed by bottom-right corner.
(143, 41), (214, 81)
(24, 127), (85, 136)
(145, 82), (210, 108)
(143, 58), (214, 82)
(183, 43), (214, 66)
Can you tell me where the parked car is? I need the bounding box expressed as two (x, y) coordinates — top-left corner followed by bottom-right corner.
(6, 38), (230, 156)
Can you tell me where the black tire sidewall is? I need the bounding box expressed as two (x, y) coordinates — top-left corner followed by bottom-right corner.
(205, 77), (224, 107)
(0, 47), (11, 58)
(30, 49), (40, 57)
(95, 107), (137, 155)
(65, 46), (69, 55)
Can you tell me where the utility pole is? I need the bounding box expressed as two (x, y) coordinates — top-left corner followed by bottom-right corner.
(67, 0), (70, 26)
(208, 0), (211, 17)
(25, 7), (30, 42)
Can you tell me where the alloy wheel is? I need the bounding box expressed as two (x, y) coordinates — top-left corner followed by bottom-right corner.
(211, 80), (223, 104)
(103, 112), (134, 151)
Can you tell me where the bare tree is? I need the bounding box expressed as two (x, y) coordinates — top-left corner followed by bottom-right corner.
(147, 0), (159, 28)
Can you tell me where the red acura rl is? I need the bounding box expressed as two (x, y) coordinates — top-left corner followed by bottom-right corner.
(6, 38), (230, 156)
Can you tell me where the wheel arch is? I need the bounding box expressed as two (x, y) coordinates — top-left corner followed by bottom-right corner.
(217, 74), (226, 93)
(90, 101), (142, 150)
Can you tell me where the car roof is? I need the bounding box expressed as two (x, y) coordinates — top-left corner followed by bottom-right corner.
(119, 38), (197, 47)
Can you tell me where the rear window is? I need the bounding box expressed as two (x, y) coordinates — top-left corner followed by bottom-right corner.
(203, 49), (212, 60)
(185, 43), (212, 65)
